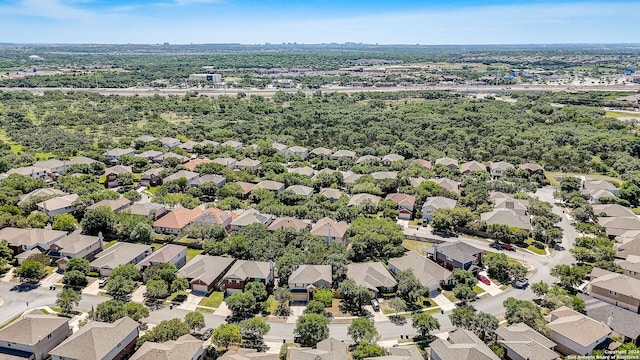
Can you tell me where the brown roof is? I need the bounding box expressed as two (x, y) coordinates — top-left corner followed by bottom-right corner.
(235, 181), (256, 195)
(0, 227), (67, 248)
(153, 207), (204, 230)
(413, 159), (432, 169)
(268, 217), (310, 232)
(310, 217), (348, 238)
(86, 198), (131, 212)
(388, 250), (452, 290)
(184, 158), (211, 171)
(385, 193), (416, 207)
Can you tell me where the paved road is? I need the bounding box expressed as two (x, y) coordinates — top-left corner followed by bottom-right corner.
(0, 186), (575, 340)
(0, 83), (638, 98)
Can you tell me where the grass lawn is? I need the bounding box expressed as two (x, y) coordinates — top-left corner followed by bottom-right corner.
(151, 243), (163, 251)
(147, 187), (160, 195)
(199, 291), (224, 308)
(526, 245), (546, 255)
(166, 291), (188, 303)
(546, 171), (619, 184)
(177, 237), (198, 244)
(473, 285), (484, 294)
(197, 307), (215, 313)
(606, 111), (640, 118)
(326, 299), (350, 317)
(40, 308), (50, 315)
(103, 240), (118, 249)
(499, 285), (509, 291)
(443, 291), (457, 303)
(45, 266), (56, 276)
(34, 152), (54, 160)
(186, 248), (203, 262)
(402, 239), (432, 255)
(265, 295), (278, 315)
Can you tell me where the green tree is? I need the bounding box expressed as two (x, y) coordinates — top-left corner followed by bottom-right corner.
(348, 318), (379, 343)
(430, 209), (454, 231)
(171, 277), (189, 293)
(92, 300), (126, 322)
(294, 313), (329, 347)
(550, 264), (588, 289)
(109, 263), (141, 281)
(314, 288), (333, 307)
(211, 323), (242, 348)
(139, 318), (189, 345)
(62, 270), (88, 288)
(531, 281), (549, 297)
(124, 302), (149, 321)
(351, 342), (387, 360)
(453, 285), (476, 303)
(81, 205), (116, 236)
(452, 269), (477, 287)
(65, 258), (90, 274)
(245, 281), (268, 302)
(226, 291), (258, 318)
(274, 287), (292, 317)
(145, 279), (170, 300)
(15, 258), (46, 282)
(412, 312), (440, 339)
(106, 275), (136, 301)
(304, 300), (328, 316)
(129, 222), (154, 244)
(27, 211), (49, 228)
(449, 305), (476, 329)
(338, 279), (371, 315)
(396, 269), (428, 306)
(387, 297), (407, 317)
(184, 311), (206, 333)
(503, 297), (545, 332)
(56, 288), (81, 314)
(240, 317), (270, 348)
(472, 312), (499, 341)
(52, 213), (77, 232)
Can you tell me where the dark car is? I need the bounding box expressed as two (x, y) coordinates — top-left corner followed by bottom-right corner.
(489, 242), (503, 250)
(514, 278), (529, 289)
(502, 244), (516, 251)
(201, 328), (213, 340)
(449, 231), (459, 238)
(432, 229), (449, 237)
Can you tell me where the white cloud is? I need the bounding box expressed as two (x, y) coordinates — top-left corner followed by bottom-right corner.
(0, 0), (92, 19)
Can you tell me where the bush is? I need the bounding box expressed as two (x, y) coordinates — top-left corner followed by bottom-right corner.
(532, 241), (546, 249)
(88, 271), (100, 277)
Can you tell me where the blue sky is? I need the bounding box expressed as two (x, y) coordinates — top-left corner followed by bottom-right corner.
(1, 0), (639, 44)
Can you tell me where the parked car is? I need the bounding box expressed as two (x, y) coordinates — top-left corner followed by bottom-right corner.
(201, 328), (213, 340)
(449, 231), (459, 238)
(489, 242), (503, 250)
(478, 275), (491, 285)
(98, 278), (107, 288)
(432, 229), (449, 237)
(502, 244), (516, 251)
(370, 298), (380, 312)
(514, 278), (529, 289)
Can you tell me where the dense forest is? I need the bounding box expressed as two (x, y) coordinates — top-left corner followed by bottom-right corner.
(1, 89), (639, 177)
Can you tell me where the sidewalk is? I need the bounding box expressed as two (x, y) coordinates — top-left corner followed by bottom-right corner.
(213, 301), (232, 317)
(1, 268), (14, 282)
(40, 272), (63, 288)
(82, 279), (102, 296)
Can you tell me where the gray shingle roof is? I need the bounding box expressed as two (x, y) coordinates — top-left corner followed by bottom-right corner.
(178, 255), (235, 286)
(388, 250), (452, 290)
(130, 334), (203, 360)
(288, 265), (332, 286)
(429, 329), (500, 360)
(580, 293), (640, 341)
(89, 242), (152, 270)
(0, 314), (69, 346)
(225, 260), (273, 281)
(347, 262), (397, 291)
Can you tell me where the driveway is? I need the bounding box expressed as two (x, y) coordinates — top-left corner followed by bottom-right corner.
(82, 279), (102, 296)
(286, 304), (306, 324)
(130, 285), (146, 303)
(476, 272), (503, 296)
(364, 304), (388, 322)
(177, 293), (203, 311)
(40, 272), (63, 288)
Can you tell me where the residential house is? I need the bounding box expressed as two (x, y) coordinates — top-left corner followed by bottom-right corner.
(495, 323), (560, 360)
(285, 185), (314, 200)
(493, 197), (529, 216)
(356, 155), (381, 164)
(546, 306), (611, 356)
(588, 267), (640, 313)
(267, 217), (310, 232)
(319, 188), (344, 201)
(587, 189), (616, 204)
(199, 140), (219, 148)
(430, 328), (500, 360)
(136, 244), (188, 271)
(422, 196), (457, 223)
(288, 166), (315, 177)
(134, 135), (158, 144)
(87, 197), (131, 213)
(49, 317), (139, 360)
(341, 171), (362, 184)
(385, 193), (416, 220)
(89, 242), (153, 277)
(581, 294), (640, 345)
(191, 207), (237, 230)
(370, 171), (397, 181)
(346, 262), (397, 297)
(519, 163), (545, 176)
(598, 217), (640, 238)
(0, 227), (67, 254)
(367, 346), (423, 360)
(235, 181), (256, 199)
(153, 207), (204, 234)
(220, 348), (277, 360)
(178, 255), (235, 294)
(388, 250), (453, 297)
(413, 159), (432, 170)
(434, 157), (459, 171)
(140, 167), (164, 187)
(481, 208), (532, 231)
(136, 150), (163, 161)
(286, 146), (309, 159)
(490, 161), (514, 179)
(66, 156), (98, 167)
(310, 217), (349, 245)
(152, 152), (190, 164)
(236, 158), (261, 173)
(272, 142), (288, 153)
(332, 149), (356, 161)
(223, 260), (275, 294)
(104, 165), (133, 188)
(190, 174), (226, 188)
(230, 209), (273, 231)
(130, 334), (204, 360)
(582, 180), (618, 195)
(347, 193), (381, 207)
(36, 194), (79, 221)
(431, 178), (461, 194)
(426, 241), (485, 272)
(615, 237), (640, 260)
(288, 338), (347, 360)
(162, 170), (199, 186)
(221, 140), (243, 151)
(159, 137), (181, 149)
(615, 254), (640, 280)
(288, 265), (332, 301)
(17, 187), (67, 207)
(409, 177), (428, 188)
(103, 148), (135, 164)
(251, 180), (285, 196)
(183, 158), (211, 171)
(593, 204), (636, 218)
(178, 140), (199, 152)
(381, 153), (404, 166)
(308, 147), (333, 159)
(15, 248), (44, 265)
(49, 231), (104, 270)
(34, 158), (67, 176)
(7, 166), (49, 180)
(460, 160), (487, 175)
(0, 315), (72, 360)
(125, 202), (167, 220)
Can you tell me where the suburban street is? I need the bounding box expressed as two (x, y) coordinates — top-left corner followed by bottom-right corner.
(0, 186), (575, 341)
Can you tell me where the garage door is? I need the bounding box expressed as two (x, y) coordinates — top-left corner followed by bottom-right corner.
(292, 292), (308, 302)
(192, 283), (209, 294)
(226, 288), (242, 296)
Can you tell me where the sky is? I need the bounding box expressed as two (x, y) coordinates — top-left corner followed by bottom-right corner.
(0, 0), (639, 44)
